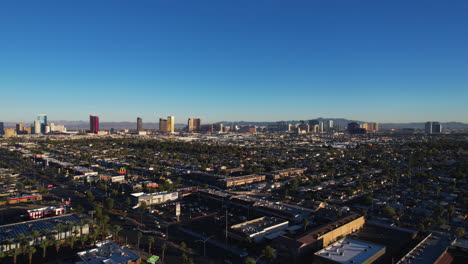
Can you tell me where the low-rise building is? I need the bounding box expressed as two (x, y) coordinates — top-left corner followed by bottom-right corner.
(0, 214), (89, 253)
(76, 240), (141, 264)
(314, 237), (386, 264)
(272, 213), (365, 258)
(131, 191), (179, 206)
(228, 216), (289, 243)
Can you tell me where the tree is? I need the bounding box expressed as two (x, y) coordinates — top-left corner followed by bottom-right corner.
(54, 239), (62, 253)
(262, 245), (276, 263)
(9, 247), (22, 264)
(105, 197), (114, 211)
(383, 206), (396, 219)
(303, 218), (309, 231)
(161, 243), (167, 264)
(15, 182), (23, 192)
(39, 239), (50, 258)
(75, 205), (85, 215)
(26, 246), (36, 264)
(112, 225), (123, 243)
(180, 241), (188, 252)
(147, 236), (154, 255)
(181, 253), (189, 264)
(137, 231), (142, 249)
(244, 257), (257, 264)
(68, 235), (78, 249)
(86, 190), (95, 202)
(455, 227), (465, 238)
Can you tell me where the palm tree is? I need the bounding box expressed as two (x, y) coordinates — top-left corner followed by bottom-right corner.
(137, 231), (142, 249)
(26, 246), (36, 264)
(147, 236), (154, 255)
(55, 223), (64, 240)
(54, 239), (62, 253)
(42, 229), (52, 240)
(78, 220), (86, 236)
(31, 230), (41, 245)
(9, 247), (22, 264)
(161, 243), (167, 264)
(15, 233), (27, 251)
(112, 225), (123, 244)
(262, 245), (276, 263)
(39, 239), (50, 258)
(68, 234), (78, 249)
(4, 238), (13, 252)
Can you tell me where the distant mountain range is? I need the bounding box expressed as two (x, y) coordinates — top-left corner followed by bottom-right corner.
(3, 119), (468, 130)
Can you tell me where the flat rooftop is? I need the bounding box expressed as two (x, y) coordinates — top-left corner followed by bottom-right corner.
(231, 216), (287, 236)
(315, 237), (385, 264)
(0, 214), (82, 241)
(76, 241), (140, 264)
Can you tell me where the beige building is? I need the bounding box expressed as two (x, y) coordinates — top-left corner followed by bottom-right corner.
(188, 118), (201, 132)
(159, 116), (175, 132)
(3, 128), (17, 138)
(272, 213), (365, 258)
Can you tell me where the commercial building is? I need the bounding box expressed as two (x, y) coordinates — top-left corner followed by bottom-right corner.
(167, 116), (174, 132)
(221, 174), (266, 188)
(0, 122), (3, 134)
(137, 117), (143, 132)
(238, 125), (256, 133)
(131, 191), (179, 206)
(8, 193), (42, 204)
(188, 118), (201, 132)
(90, 115), (99, 133)
(37, 114), (47, 133)
(50, 123), (66, 133)
(267, 168), (307, 180)
(272, 213), (365, 258)
(33, 119), (42, 134)
(159, 116), (174, 132)
(348, 122), (366, 134)
(16, 123), (25, 134)
(27, 205), (67, 219)
(228, 216), (289, 243)
(361, 123), (379, 133)
(314, 237), (386, 264)
(0, 214), (89, 253)
(76, 241), (141, 264)
(159, 118), (167, 132)
(3, 128), (16, 138)
(425, 121), (442, 134)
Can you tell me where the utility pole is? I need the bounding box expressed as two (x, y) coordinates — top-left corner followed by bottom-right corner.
(225, 209), (228, 245)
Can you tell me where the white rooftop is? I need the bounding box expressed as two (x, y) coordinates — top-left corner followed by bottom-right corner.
(315, 237), (385, 264)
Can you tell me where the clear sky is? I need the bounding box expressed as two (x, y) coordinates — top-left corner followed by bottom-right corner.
(1, 0), (467, 123)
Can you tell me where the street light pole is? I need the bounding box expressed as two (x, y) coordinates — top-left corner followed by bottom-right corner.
(195, 235), (215, 257)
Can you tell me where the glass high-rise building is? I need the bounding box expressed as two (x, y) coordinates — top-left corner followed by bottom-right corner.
(137, 117), (143, 132)
(90, 115), (99, 133)
(37, 114), (48, 134)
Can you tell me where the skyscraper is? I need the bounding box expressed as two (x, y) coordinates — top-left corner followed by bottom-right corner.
(90, 115), (99, 133)
(16, 123), (25, 134)
(37, 114), (47, 133)
(0, 122), (4, 135)
(33, 120), (42, 134)
(37, 114), (47, 125)
(188, 118), (201, 132)
(167, 116), (175, 133)
(425, 122), (442, 134)
(137, 117), (143, 132)
(159, 118), (168, 132)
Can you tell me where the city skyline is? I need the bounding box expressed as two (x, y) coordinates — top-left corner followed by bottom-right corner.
(1, 0), (467, 123)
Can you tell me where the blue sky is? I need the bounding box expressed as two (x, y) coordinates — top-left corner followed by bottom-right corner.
(1, 0), (467, 123)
